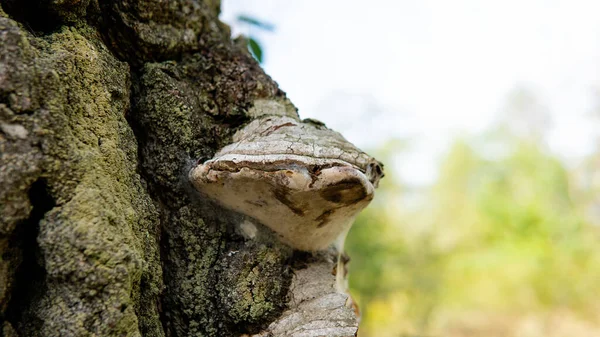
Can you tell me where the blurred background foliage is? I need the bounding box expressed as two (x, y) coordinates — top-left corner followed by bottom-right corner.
(346, 115), (600, 336)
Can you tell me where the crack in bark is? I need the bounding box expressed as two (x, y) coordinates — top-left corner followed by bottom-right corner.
(5, 178), (55, 331)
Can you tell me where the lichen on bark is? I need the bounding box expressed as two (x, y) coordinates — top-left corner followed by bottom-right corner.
(0, 8), (161, 337)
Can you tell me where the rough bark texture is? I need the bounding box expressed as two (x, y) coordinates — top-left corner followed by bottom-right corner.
(0, 1), (358, 336)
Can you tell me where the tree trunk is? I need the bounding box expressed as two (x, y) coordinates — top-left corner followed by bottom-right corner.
(0, 1), (358, 336)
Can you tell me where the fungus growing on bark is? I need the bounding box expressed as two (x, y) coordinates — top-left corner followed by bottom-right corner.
(190, 112), (384, 251)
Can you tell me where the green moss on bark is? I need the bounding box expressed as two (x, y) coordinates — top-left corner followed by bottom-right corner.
(0, 16), (162, 337)
(217, 244), (291, 326)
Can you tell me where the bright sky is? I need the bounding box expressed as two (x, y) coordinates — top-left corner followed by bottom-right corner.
(221, 0), (600, 185)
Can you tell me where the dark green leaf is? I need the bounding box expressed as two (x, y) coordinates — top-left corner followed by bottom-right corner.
(248, 37), (263, 63)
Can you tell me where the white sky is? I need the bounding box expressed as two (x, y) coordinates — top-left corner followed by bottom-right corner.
(221, 0), (600, 185)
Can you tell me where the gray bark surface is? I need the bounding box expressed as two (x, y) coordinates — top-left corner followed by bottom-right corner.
(0, 1), (358, 336)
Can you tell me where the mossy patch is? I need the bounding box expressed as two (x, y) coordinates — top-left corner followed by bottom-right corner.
(0, 18), (162, 337)
(217, 244), (291, 330)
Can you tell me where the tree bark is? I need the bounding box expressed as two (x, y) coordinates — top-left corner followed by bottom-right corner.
(0, 1), (358, 336)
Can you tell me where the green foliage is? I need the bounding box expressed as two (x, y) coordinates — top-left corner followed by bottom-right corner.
(346, 131), (600, 337)
(247, 37), (263, 63)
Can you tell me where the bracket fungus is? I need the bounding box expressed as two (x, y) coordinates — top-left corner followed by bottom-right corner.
(189, 115), (384, 251)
